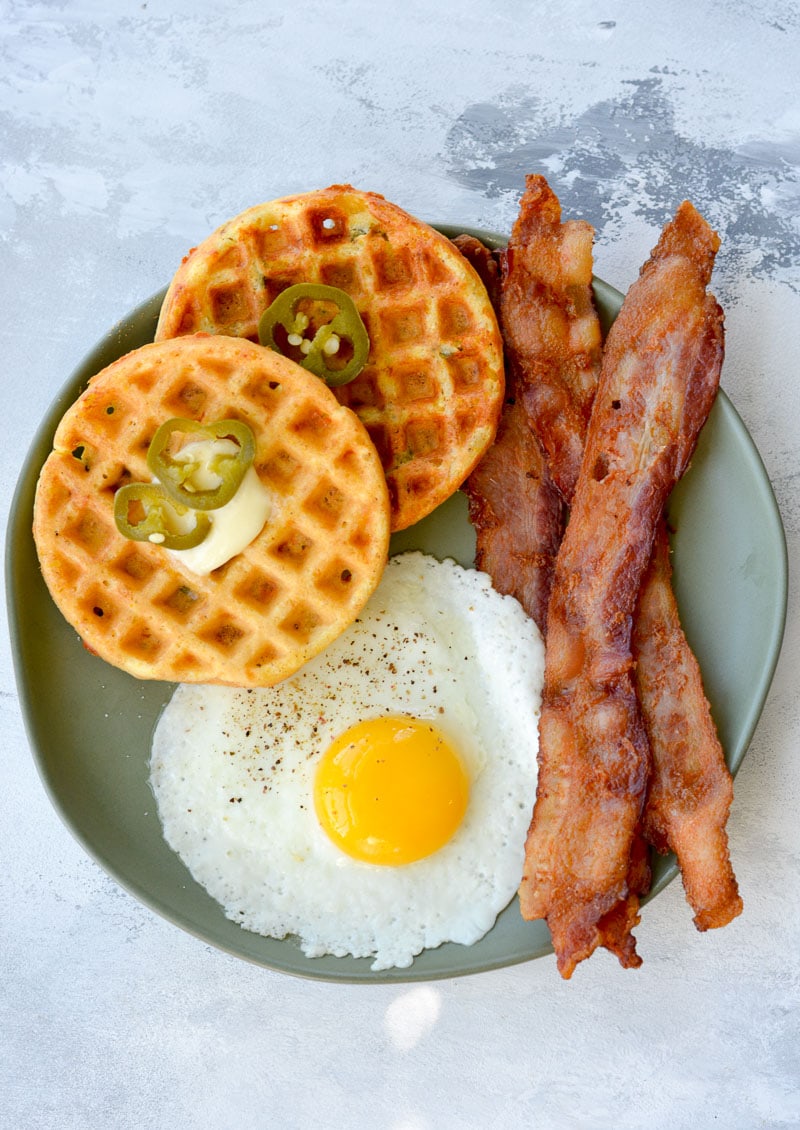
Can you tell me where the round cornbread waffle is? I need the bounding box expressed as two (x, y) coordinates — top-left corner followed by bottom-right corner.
(155, 185), (505, 531)
(33, 335), (391, 687)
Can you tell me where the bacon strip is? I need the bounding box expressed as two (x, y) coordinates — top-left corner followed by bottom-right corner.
(459, 192), (740, 952)
(494, 177), (740, 954)
(633, 525), (743, 930)
(498, 180), (647, 968)
(459, 203), (651, 965)
(499, 177), (602, 502)
(451, 233), (503, 309)
(456, 233), (565, 633)
(456, 217), (596, 632)
(518, 201), (724, 977)
(464, 390), (564, 634)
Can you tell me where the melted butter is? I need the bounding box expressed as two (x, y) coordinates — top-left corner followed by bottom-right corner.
(166, 439), (271, 576)
(173, 437), (237, 492)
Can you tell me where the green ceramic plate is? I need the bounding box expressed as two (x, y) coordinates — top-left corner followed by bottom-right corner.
(6, 226), (788, 982)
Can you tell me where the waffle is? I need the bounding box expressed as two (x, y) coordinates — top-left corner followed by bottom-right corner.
(33, 335), (391, 687)
(155, 185), (505, 531)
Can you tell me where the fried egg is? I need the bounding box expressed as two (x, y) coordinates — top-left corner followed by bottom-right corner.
(150, 551), (545, 970)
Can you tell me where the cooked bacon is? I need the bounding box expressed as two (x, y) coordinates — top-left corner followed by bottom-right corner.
(518, 201), (725, 977)
(633, 524), (743, 930)
(451, 233), (503, 309)
(496, 178), (739, 954)
(460, 203), (649, 963)
(456, 232), (565, 633)
(464, 383), (564, 634)
(459, 191), (740, 954)
(498, 177), (647, 969)
(499, 175), (602, 501)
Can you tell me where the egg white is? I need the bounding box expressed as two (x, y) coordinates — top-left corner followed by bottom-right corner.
(150, 551), (545, 971)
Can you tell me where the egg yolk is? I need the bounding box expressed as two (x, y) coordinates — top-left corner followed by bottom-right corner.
(313, 715), (469, 866)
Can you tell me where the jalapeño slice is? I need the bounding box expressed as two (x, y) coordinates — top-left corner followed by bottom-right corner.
(258, 282), (369, 387)
(113, 482), (211, 550)
(146, 418), (255, 510)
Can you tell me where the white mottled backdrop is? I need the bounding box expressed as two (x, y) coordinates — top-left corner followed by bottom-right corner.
(2, 1), (799, 1127)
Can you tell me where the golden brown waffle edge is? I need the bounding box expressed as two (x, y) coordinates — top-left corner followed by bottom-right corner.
(33, 335), (391, 687)
(155, 185), (505, 531)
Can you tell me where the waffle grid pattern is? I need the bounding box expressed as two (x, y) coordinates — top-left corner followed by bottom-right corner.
(155, 186), (504, 530)
(34, 336), (390, 686)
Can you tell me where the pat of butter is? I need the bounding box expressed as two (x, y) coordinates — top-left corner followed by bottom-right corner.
(166, 439), (271, 576)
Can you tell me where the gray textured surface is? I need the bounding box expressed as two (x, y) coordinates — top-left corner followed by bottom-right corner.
(3, 2), (799, 1127)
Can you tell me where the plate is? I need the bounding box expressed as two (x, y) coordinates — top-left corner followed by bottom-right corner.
(6, 225), (788, 982)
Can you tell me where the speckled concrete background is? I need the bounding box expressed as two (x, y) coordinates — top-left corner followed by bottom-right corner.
(3, 2), (799, 1127)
